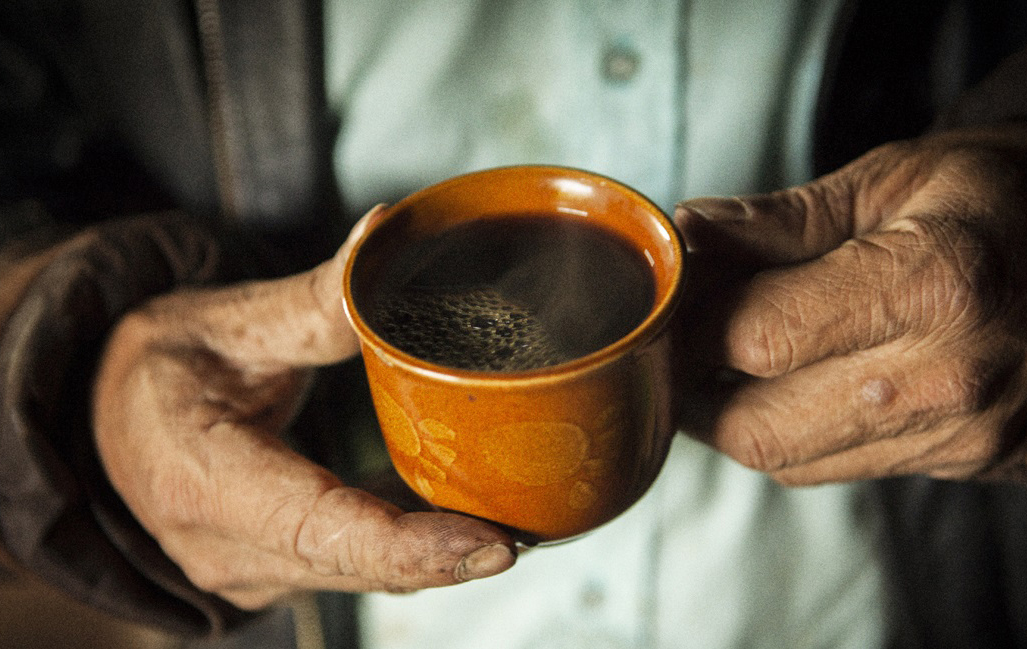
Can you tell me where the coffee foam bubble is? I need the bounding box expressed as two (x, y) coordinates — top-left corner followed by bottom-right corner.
(372, 286), (572, 371)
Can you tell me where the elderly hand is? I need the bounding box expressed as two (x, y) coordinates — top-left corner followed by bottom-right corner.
(675, 124), (1027, 485)
(91, 206), (516, 610)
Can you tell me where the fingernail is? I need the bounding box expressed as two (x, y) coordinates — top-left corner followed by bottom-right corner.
(675, 197), (750, 223)
(346, 203), (388, 244)
(366, 202), (389, 224)
(455, 544), (515, 582)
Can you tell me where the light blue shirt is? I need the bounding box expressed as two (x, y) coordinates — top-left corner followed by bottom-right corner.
(325, 1), (885, 647)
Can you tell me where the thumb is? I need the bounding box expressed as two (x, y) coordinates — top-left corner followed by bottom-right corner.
(156, 421), (517, 604)
(673, 187), (855, 269)
(673, 139), (935, 267)
(148, 204), (387, 368)
(212, 425), (519, 590)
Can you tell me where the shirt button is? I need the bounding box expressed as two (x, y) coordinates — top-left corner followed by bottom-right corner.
(601, 43), (641, 83)
(580, 581), (606, 609)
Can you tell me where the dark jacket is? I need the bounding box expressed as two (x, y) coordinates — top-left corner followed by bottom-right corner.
(1, 0), (1027, 647)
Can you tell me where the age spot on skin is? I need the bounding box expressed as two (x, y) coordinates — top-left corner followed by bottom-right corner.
(860, 378), (897, 408)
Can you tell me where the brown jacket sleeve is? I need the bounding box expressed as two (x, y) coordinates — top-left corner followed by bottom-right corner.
(936, 46), (1027, 130)
(0, 213), (269, 636)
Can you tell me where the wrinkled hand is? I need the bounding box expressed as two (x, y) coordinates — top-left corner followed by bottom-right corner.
(675, 124), (1027, 485)
(92, 206), (516, 610)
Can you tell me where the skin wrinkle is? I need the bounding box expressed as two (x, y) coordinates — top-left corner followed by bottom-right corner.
(848, 231), (935, 346)
(861, 355), (1004, 477)
(855, 140), (940, 229)
(773, 432), (916, 485)
(154, 461), (217, 543)
(910, 421), (995, 479)
(880, 242), (916, 341)
(901, 218), (983, 335)
(341, 494), (387, 584)
(829, 244), (878, 352)
(289, 486), (341, 575)
(733, 277), (809, 377)
(302, 488), (383, 581)
(178, 539), (298, 603)
(723, 392), (791, 472)
(943, 421), (1005, 473)
(293, 269), (330, 356)
(771, 397), (955, 485)
(710, 188), (1016, 478)
(756, 293), (796, 378)
(779, 279), (817, 369)
(945, 244), (1001, 337)
(76, 118), (1027, 618)
(799, 172), (854, 251)
(813, 390), (903, 462)
(741, 236), (907, 377)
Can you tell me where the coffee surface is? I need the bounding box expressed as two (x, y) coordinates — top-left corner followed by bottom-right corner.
(369, 215), (655, 371)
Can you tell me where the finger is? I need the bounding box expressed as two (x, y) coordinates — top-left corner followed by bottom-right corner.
(148, 204), (387, 368)
(766, 426), (994, 486)
(715, 222), (952, 377)
(766, 376), (1027, 484)
(675, 193), (847, 267)
(158, 421), (515, 597)
(699, 334), (1013, 478)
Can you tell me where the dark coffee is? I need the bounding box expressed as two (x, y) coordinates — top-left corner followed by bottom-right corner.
(369, 215), (655, 371)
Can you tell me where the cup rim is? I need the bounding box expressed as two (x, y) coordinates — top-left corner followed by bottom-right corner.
(342, 164), (685, 387)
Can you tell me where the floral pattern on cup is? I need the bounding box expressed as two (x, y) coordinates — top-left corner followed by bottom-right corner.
(379, 389), (624, 513)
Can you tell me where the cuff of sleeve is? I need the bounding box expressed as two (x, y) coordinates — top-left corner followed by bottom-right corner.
(0, 212), (274, 636)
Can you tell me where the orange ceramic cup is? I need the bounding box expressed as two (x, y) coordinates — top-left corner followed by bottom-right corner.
(342, 166), (685, 543)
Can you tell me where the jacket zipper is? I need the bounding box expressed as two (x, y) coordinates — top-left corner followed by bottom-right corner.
(189, 3), (328, 648)
(194, 0), (239, 221)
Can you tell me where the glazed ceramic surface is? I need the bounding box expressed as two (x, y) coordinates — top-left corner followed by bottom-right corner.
(343, 166), (684, 542)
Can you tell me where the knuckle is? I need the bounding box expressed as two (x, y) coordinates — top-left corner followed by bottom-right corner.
(738, 431), (786, 473)
(899, 216), (1000, 332)
(833, 239), (904, 347)
(149, 469), (213, 531)
(788, 171), (857, 246)
(292, 486), (370, 575)
(325, 492), (421, 588)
